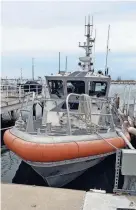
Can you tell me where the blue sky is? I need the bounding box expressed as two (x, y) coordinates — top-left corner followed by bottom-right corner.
(1, 1), (136, 80)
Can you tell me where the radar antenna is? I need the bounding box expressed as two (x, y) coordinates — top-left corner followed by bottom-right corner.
(79, 15), (95, 71)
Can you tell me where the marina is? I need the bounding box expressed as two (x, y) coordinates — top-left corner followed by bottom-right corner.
(1, 2), (136, 208)
(3, 16), (136, 188)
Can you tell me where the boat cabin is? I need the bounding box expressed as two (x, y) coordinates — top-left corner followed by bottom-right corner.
(46, 71), (111, 100)
(45, 16), (111, 103)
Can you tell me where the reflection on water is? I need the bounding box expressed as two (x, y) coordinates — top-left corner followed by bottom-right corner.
(1, 152), (21, 183)
(1, 151), (122, 192)
(1, 84), (136, 191)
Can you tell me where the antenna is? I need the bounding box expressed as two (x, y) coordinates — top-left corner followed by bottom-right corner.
(58, 52), (61, 74)
(84, 16), (86, 35)
(91, 16), (93, 36)
(79, 15), (95, 71)
(88, 15), (90, 24)
(20, 68), (22, 81)
(105, 25), (110, 73)
(65, 56), (67, 72)
(93, 29), (96, 70)
(32, 58), (34, 80)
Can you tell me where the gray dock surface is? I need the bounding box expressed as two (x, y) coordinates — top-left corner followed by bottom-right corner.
(2, 183), (136, 210)
(1, 183), (85, 210)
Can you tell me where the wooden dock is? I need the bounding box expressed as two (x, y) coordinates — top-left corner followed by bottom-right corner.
(1, 183), (136, 210)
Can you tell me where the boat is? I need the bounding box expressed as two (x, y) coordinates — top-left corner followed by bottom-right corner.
(4, 16), (132, 187)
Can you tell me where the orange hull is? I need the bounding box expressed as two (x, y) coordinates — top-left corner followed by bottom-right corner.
(4, 129), (130, 162)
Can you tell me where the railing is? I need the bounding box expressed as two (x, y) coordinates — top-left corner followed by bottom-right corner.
(119, 85), (136, 116)
(15, 92), (116, 136)
(66, 93), (115, 135)
(1, 83), (43, 100)
(1, 78), (43, 85)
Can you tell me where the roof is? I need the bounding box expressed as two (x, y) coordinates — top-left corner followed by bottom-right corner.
(46, 70), (110, 80)
(68, 71), (87, 77)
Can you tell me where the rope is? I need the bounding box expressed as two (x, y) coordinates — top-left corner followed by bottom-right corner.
(116, 129), (135, 150)
(95, 131), (118, 150)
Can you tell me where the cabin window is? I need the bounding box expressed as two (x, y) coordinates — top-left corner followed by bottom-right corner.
(67, 81), (85, 94)
(48, 80), (64, 98)
(89, 81), (107, 96)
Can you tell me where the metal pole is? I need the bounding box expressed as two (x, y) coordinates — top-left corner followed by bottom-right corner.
(84, 16), (86, 36)
(91, 16), (93, 36)
(105, 25), (110, 72)
(93, 29), (96, 71)
(58, 52), (60, 74)
(32, 58), (34, 80)
(21, 68), (22, 81)
(65, 56), (67, 72)
(19, 85), (21, 101)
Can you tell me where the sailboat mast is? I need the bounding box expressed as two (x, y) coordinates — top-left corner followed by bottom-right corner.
(32, 58), (34, 80)
(105, 25), (110, 74)
(20, 68), (22, 81)
(65, 56), (67, 72)
(58, 52), (60, 74)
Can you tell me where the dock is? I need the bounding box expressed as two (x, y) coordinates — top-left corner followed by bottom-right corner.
(2, 183), (136, 210)
(0, 80), (48, 116)
(111, 81), (136, 85)
(1, 92), (43, 114)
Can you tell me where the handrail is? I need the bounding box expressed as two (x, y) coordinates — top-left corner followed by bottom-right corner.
(126, 85), (131, 115)
(66, 93), (94, 135)
(66, 93), (115, 135)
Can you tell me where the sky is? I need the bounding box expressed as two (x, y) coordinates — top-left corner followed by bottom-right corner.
(1, 1), (136, 79)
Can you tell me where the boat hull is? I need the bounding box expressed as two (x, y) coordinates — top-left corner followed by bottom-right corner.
(26, 156), (105, 187)
(3, 128), (130, 187)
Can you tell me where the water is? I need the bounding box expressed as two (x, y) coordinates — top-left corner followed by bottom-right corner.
(2, 150), (120, 192)
(1, 84), (136, 191)
(1, 152), (21, 183)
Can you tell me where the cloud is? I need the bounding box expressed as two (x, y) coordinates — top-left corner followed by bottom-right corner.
(2, 19), (136, 56)
(1, 2), (111, 28)
(1, 2), (122, 28)
(2, 2), (136, 56)
(1, 1), (136, 79)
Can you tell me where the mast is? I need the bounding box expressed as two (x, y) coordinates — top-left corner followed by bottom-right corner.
(93, 29), (96, 71)
(105, 25), (110, 74)
(58, 52), (60, 74)
(65, 56), (67, 72)
(78, 15), (95, 71)
(20, 68), (22, 81)
(32, 58), (34, 80)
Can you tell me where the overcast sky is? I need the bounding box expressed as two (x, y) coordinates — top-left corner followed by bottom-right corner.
(1, 1), (136, 79)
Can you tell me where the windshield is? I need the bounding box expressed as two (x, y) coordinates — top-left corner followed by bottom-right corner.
(89, 81), (107, 97)
(67, 81), (85, 94)
(48, 80), (64, 98)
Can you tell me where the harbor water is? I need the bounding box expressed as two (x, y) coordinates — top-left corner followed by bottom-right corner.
(1, 84), (136, 192)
